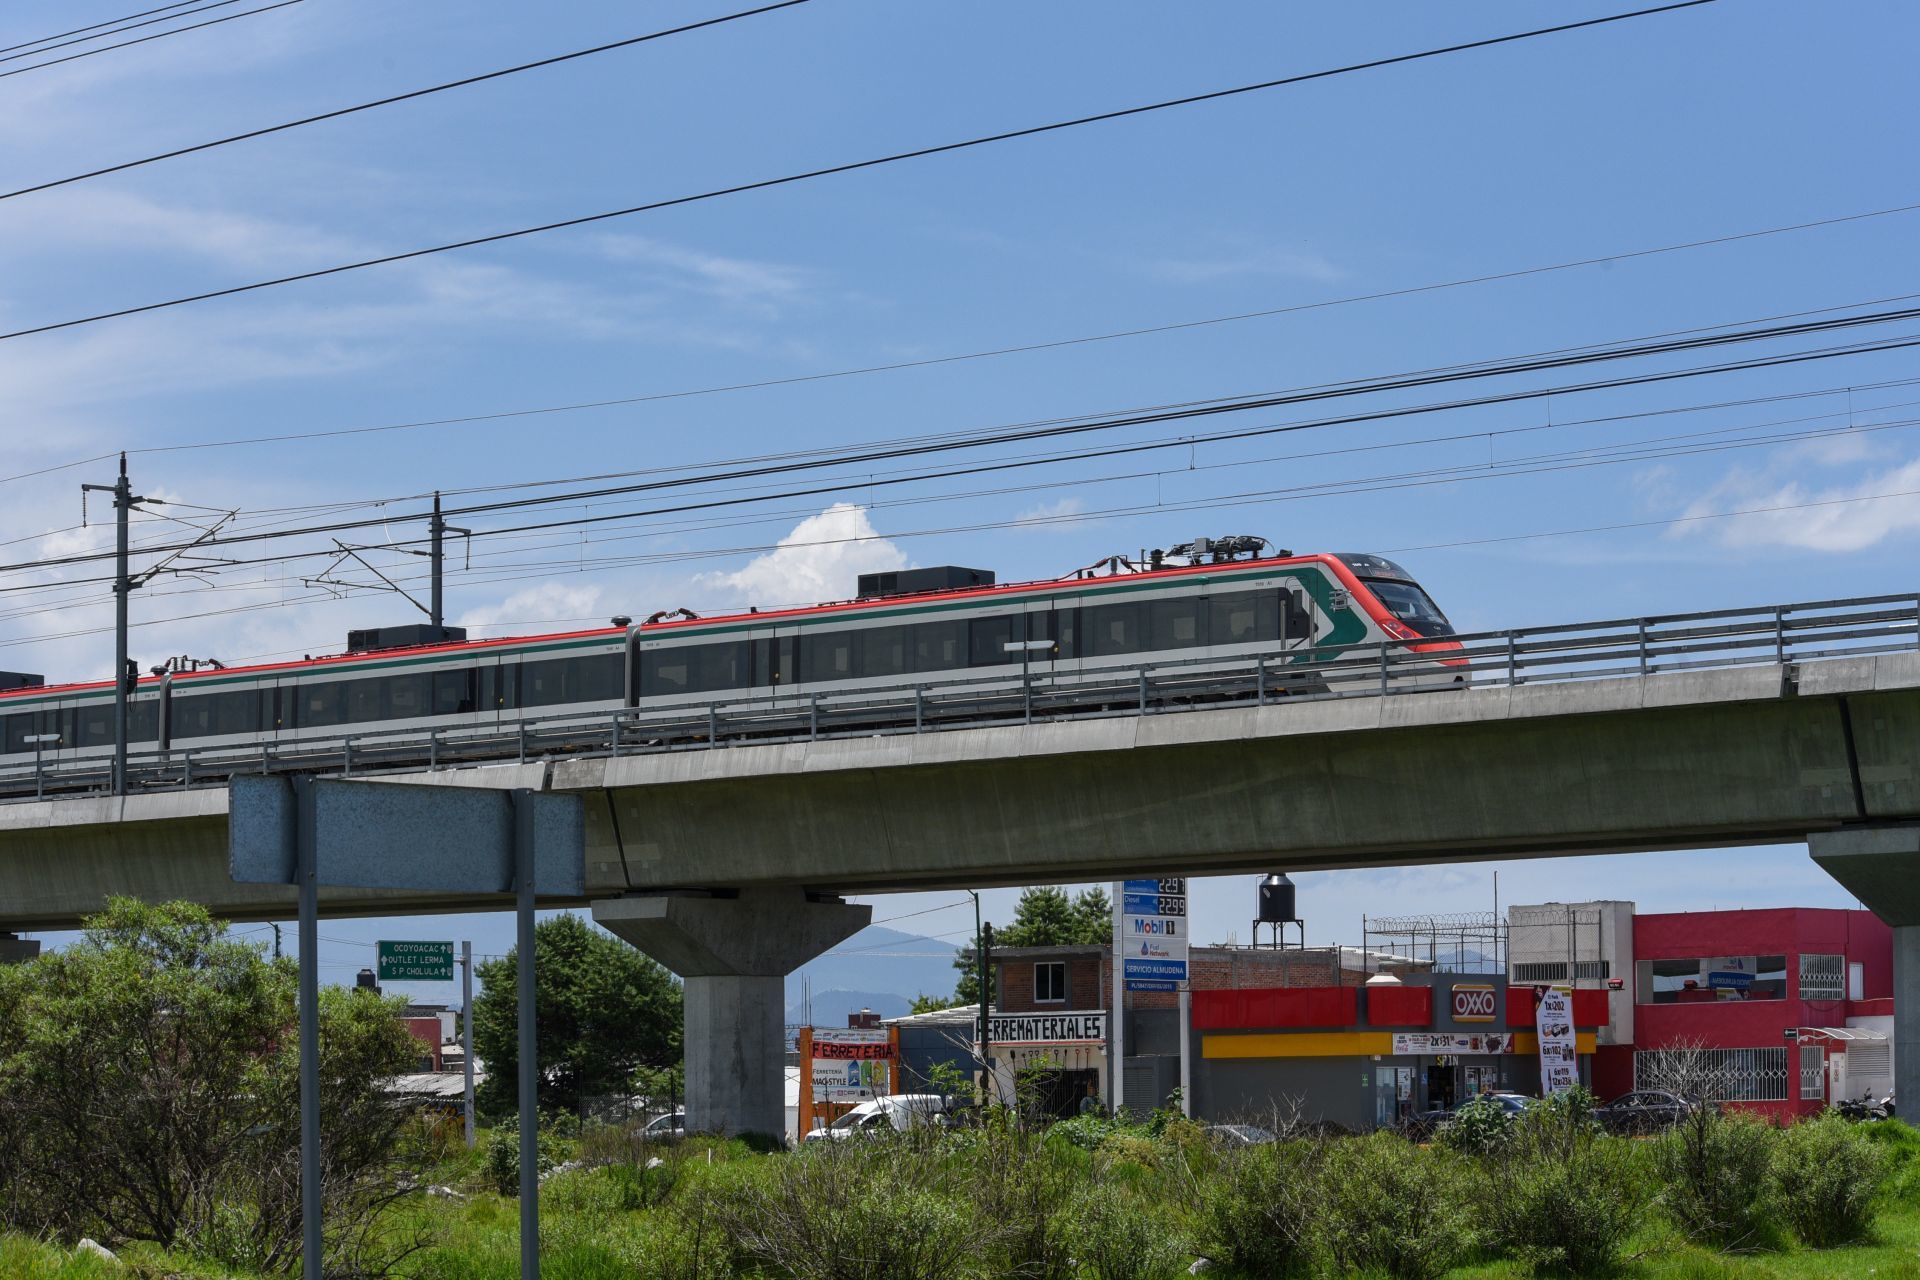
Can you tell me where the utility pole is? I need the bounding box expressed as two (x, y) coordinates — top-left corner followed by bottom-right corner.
(978, 920), (994, 1107)
(428, 492), (470, 633)
(82, 455), (142, 797)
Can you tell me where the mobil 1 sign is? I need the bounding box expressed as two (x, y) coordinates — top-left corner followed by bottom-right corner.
(378, 940), (455, 983)
(1115, 877), (1188, 991)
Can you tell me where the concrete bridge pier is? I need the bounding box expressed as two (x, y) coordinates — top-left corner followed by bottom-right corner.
(592, 888), (870, 1139)
(1810, 825), (1920, 1112)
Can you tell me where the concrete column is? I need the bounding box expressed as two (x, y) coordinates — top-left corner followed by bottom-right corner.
(0, 933), (39, 964)
(1810, 824), (1920, 1112)
(593, 888), (870, 1139)
(1897, 927), (1920, 1116)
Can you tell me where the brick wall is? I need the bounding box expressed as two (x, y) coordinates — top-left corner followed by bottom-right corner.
(995, 945), (1363, 1013)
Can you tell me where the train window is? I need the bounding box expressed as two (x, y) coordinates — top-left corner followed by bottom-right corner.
(2, 711), (31, 753)
(1055, 607), (1078, 659)
(1209, 591), (1264, 645)
(485, 664), (520, 711)
(967, 616), (1015, 666)
(76, 703), (115, 747)
(1149, 598), (1203, 650)
(344, 679), (387, 724)
(690, 644), (748, 694)
(1082, 602), (1146, 657)
(388, 674), (431, 720)
(128, 698), (160, 744)
(862, 626), (909, 679)
(523, 655), (624, 707)
(912, 620), (965, 673)
(432, 669), (476, 716)
(299, 681), (345, 728)
(642, 649), (691, 696)
(801, 631), (855, 685)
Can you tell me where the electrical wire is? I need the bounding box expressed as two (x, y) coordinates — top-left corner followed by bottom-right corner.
(0, 0), (816, 202)
(0, 0), (302, 83)
(0, 0), (1719, 343)
(5, 406), (1915, 654)
(5, 299), (1917, 582)
(9, 194), (1918, 492)
(0, 0), (248, 67)
(0, 1), (204, 57)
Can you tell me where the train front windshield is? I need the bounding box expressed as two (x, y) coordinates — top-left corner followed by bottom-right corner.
(1365, 579), (1454, 637)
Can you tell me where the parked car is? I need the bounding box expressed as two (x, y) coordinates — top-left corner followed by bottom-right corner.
(1203, 1123), (1276, 1147)
(640, 1110), (686, 1140)
(1594, 1090), (1698, 1135)
(802, 1094), (949, 1143)
(1399, 1107), (1458, 1141)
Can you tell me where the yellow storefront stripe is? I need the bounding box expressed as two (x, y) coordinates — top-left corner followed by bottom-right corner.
(1203, 1031), (1598, 1059)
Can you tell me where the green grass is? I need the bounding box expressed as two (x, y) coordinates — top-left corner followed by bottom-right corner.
(11, 1119), (1920, 1279)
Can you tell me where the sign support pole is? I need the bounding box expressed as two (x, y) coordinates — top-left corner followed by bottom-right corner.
(514, 791), (539, 1280)
(462, 940), (476, 1149)
(1110, 880), (1124, 1117)
(296, 778), (323, 1280)
(1178, 982), (1192, 1118)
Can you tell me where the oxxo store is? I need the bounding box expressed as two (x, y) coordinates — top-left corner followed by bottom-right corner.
(1196, 975), (1609, 1132)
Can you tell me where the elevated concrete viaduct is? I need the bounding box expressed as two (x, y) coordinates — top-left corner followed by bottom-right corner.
(1, 652), (1917, 1134)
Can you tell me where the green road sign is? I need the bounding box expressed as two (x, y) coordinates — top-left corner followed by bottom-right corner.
(377, 940), (455, 982)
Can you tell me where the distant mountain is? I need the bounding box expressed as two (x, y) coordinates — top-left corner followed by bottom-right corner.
(785, 989), (912, 1026)
(784, 926), (960, 1024)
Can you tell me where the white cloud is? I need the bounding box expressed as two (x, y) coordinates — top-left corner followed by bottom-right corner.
(699, 504), (906, 606)
(1672, 456), (1920, 552)
(594, 235), (814, 310)
(458, 581), (605, 631)
(1013, 495), (1087, 527)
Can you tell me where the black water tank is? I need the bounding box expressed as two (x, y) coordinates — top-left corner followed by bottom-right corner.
(1257, 873), (1297, 924)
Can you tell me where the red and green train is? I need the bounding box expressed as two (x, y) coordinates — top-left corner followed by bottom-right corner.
(0, 545), (1461, 769)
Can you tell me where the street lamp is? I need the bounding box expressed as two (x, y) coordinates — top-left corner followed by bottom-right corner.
(24, 733), (58, 800)
(1003, 638), (1053, 723)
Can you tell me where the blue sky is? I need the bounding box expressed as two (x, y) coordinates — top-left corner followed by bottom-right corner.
(1, 0), (1910, 1001)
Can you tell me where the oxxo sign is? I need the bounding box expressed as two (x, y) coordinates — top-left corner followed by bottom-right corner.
(1451, 984), (1498, 1023)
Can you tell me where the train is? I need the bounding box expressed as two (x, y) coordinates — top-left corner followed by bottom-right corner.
(0, 539), (1462, 773)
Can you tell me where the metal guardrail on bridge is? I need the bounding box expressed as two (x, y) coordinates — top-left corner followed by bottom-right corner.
(3, 591), (1915, 802)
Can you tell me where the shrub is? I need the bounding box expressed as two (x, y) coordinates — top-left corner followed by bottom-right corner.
(1049, 1111), (1127, 1151)
(485, 1114), (567, 1198)
(1062, 1180), (1190, 1280)
(1193, 1139), (1321, 1277)
(964, 1129), (1080, 1280)
(720, 1140), (977, 1280)
(1440, 1092), (1516, 1155)
(1769, 1113), (1887, 1247)
(1483, 1093), (1648, 1275)
(1312, 1132), (1475, 1280)
(1650, 1109), (1778, 1249)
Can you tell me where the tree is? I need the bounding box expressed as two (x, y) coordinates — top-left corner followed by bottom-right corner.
(0, 899), (423, 1274)
(946, 885), (1115, 1003)
(473, 913), (682, 1118)
(910, 991), (962, 1014)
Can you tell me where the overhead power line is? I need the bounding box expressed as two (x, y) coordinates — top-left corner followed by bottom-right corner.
(0, 297), (1914, 581)
(0, 2), (205, 56)
(0, 0), (246, 67)
(0, 0), (816, 202)
(0, 0), (1718, 343)
(8, 192), (1914, 491)
(0, 0), (301, 82)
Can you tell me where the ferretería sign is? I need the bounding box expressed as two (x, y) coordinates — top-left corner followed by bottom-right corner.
(987, 1010), (1108, 1045)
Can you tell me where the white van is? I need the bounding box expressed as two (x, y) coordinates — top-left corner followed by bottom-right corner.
(802, 1094), (949, 1143)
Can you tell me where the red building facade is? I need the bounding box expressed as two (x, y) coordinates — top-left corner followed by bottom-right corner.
(1610, 907), (1893, 1121)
